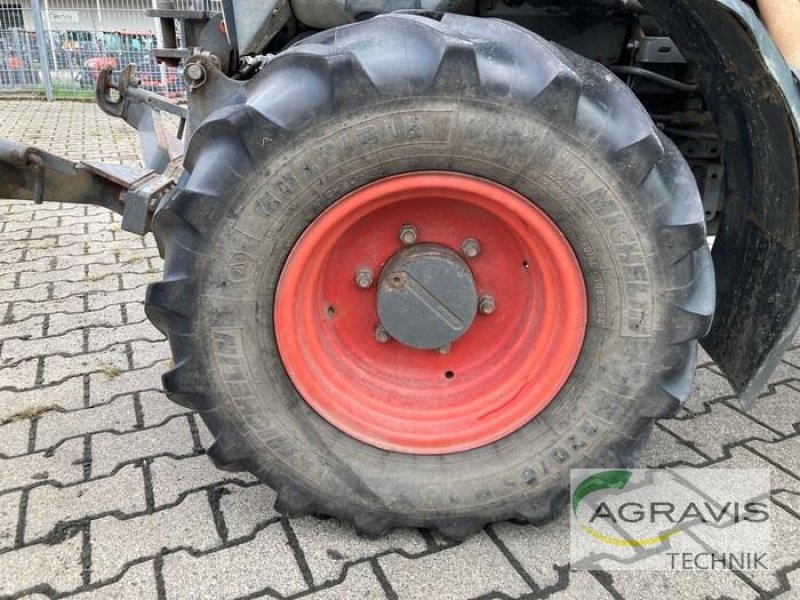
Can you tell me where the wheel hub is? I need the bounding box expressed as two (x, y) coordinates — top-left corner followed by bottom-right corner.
(377, 244), (478, 350)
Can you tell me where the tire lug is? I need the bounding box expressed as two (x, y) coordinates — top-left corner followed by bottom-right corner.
(399, 224), (418, 245)
(355, 268), (374, 289)
(461, 238), (481, 258)
(479, 295), (496, 315)
(437, 343), (451, 355)
(375, 324), (391, 343)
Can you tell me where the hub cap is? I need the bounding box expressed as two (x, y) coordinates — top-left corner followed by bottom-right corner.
(274, 172), (587, 454)
(377, 244), (478, 350)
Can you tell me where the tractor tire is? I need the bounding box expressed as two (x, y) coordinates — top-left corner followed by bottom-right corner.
(145, 13), (715, 539)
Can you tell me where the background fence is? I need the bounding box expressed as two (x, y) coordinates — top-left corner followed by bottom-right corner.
(0, 0), (220, 99)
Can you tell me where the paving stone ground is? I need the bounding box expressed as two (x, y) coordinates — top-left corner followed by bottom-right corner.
(1, 100), (800, 599)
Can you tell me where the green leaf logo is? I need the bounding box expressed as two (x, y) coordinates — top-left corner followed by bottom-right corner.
(572, 470), (632, 515)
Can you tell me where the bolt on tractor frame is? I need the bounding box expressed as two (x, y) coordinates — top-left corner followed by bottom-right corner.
(1, 0), (800, 537)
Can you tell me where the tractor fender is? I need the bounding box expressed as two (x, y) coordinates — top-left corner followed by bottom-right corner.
(642, 0), (800, 405)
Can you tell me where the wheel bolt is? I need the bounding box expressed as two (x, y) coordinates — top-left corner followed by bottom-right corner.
(437, 343), (451, 355)
(185, 62), (206, 82)
(355, 268), (373, 289)
(479, 295), (496, 315)
(375, 324), (390, 343)
(461, 238), (481, 258)
(399, 224), (418, 245)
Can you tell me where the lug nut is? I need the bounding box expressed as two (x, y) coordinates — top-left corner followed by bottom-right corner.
(355, 268), (373, 289)
(461, 238), (481, 258)
(399, 224), (418, 245)
(375, 324), (390, 343)
(479, 295), (496, 315)
(437, 343), (451, 355)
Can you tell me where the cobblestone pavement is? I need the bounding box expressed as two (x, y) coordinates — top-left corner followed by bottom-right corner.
(1, 100), (799, 600)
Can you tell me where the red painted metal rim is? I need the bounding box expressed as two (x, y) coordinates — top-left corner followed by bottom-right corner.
(274, 172), (587, 454)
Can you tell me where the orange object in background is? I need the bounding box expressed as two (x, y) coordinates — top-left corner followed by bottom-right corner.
(757, 0), (800, 67)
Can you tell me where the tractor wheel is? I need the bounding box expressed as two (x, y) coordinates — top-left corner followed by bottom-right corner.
(145, 13), (714, 539)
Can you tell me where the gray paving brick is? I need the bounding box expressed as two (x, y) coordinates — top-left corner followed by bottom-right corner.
(0, 375), (84, 423)
(744, 503), (800, 594)
(541, 573), (614, 599)
(36, 395), (137, 450)
(126, 300), (148, 324)
(764, 360), (800, 384)
(27, 222), (108, 242)
(0, 438), (84, 491)
(778, 346), (800, 370)
(88, 361), (166, 406)
(87, 288), (149, 311)
(9, 295), (85, 321)
(220, 483), (278, 541)
(55, 252), (116, 270)
(50, 275), (122, 300)
(122, 272), (159, 290)
(302, 562), (386, 600)
(379, 532), (530, 600)
(0, 272), (16, 289)
(43, 346), (128, 385)
(139, 390), (193, 427)
(68, 561), (158, 600)
(492, 516), (568, 589)
(608, 570), (759, 599)
(88, 259), (155, 279)
(0, 315), (44, 341)
(776, 570), (800, 599)
(661, 402), (780, 459)
(4, 216), (58, 233)
(0, 258), (50, 277)
(48, 305), (125, 337)
(195, 417), (216, 450)
(743, 383), (800, 435)
(0, 531), (84, 596)
(683, 366), (736, 414)
(131, 340), (171, 368)
(91, 492), (219, 582)
(748, 437), (800, 475)
(711, 445), (800, 493)
(88, 322), (163, 351)
(638, 424), (708, 467)
(56, 231), (116, 248)
(0, 491), (21, 551)
(25, 463), (146, 542)
(774, 490), (800, 513)
(2, 283), (50, 303)
(0, 419), (30, 457)
(0, 249), (24, 264)
(3, 329), (84, 363)
(90, 416), (195, 477)
(18, 265), (85, 287)
(0, 358), (38, 390)
(161, 521), (307, 599)
(292, 516), (426, 585)
(151, 454), (254, 507)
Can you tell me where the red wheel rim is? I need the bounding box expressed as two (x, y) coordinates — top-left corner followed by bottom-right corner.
(274, 172), (587, 454)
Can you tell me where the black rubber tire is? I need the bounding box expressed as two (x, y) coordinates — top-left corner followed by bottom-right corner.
(145, 13), (715, 539)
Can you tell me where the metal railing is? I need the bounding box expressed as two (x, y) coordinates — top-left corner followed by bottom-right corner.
(0, 1), (221, 99)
